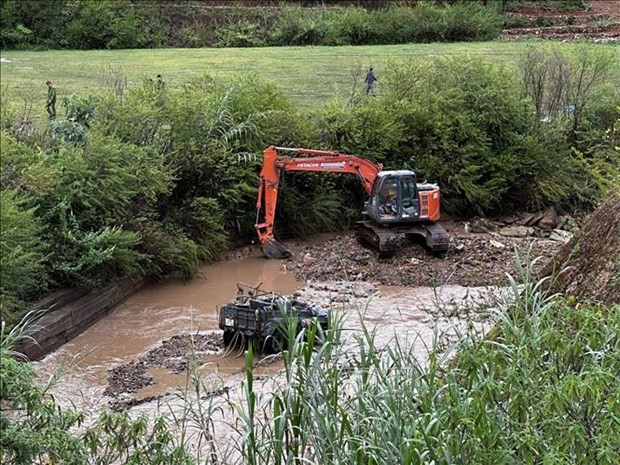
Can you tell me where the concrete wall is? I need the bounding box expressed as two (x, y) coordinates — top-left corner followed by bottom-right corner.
(14, 278), (149, 361)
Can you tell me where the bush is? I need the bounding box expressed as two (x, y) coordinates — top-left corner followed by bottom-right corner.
(66, 0), (143, 50)
(1, 2), (503, 50)
(325, 7), (377, 45)
(443, 2), (503, 42)
(0, 190), (48, 321)
(267, 6), (328, 46)
(216, 20), (266, 48)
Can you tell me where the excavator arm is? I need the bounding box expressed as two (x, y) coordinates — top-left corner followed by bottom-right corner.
(255, 145), (382, 259)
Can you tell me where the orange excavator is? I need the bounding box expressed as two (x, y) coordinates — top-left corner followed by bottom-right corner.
(255, 146), (449, 259)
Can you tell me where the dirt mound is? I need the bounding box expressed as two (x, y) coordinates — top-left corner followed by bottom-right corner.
(290, 229), (562, 288)
(542, 191), (620, 305)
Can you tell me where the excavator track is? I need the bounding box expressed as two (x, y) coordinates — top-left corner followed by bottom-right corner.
(355, 221), (449, 258)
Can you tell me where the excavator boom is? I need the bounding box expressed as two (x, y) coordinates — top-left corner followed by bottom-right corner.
(255, 146), (382, 258)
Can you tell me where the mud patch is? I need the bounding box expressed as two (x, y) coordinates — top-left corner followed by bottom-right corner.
(290, 231), (562, 287)
(105, 332), (225, 409)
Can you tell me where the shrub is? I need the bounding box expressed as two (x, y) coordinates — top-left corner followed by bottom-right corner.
(62, 93), (100, 127)
(267, 6), (328, 46)
(325, 7), (377, 45)
(216, 20), (266, 48)
(66, 0), (143, 50)
(0, 190), (48, 321)
(32, 131), (172, 286)
(369, 53), (617, 215)
(443, 1), (503, 42)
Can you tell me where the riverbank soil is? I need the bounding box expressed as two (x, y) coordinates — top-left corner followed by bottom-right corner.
(289, 221), (564, 287)
(503, 0), (620, 41)
(541, 190), (620, 305)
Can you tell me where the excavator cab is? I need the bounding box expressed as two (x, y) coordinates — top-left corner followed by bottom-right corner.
(366, 171), (420, 224)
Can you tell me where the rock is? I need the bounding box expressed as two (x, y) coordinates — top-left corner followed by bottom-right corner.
(499, 226), (532, 238)
(549, 229), (573, 244)
(489, 239), (506, 249)
(470, 217), (497, 233)
(524, 212), (544, 227)
(538, 206), (559, 230)
(454, 243), (466, 252)
(558, 215), (579, 232)
(303, 253), (317, 265)
(498, 214), (521, 225)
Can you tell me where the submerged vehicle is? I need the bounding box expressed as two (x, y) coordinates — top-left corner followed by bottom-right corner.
(218, 283), (329, 353)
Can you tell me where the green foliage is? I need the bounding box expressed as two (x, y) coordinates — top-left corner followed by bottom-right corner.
(82, 411), (195, 465)
(1, 320), (87, 464)
(0, 131), (57, 195)
(66, 0), (144, 50)
(325, 7), (377, 46)
(47, 210), (146, 287)
(1, 2), (503, 50)
(0, 0), (69, 49)
(0, 190), (48, 321)
(0, 86), (18, 131)
(49, 119), (87, 144)
(42, 132), (170, 230)
(327, 49), (618, 215)
(216, 20), (265, 48)
(62, 93), (100, 127)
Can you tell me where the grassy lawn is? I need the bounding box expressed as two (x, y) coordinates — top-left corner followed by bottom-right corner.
(0, 41), (541, 121)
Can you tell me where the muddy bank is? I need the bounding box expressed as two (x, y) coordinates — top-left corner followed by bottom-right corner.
(290, 229), (562, 287)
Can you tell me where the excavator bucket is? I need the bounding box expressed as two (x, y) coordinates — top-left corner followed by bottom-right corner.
(262, 238), (292, 259)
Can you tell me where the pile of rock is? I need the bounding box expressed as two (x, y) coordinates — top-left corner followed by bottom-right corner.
(466, 207), (579, 244)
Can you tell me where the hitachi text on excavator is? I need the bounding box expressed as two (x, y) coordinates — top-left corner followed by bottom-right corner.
(255, 146), (449, 259)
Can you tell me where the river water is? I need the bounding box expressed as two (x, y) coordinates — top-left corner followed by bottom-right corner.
(35, 250), (298, 410)
(34, 246), (497, 453)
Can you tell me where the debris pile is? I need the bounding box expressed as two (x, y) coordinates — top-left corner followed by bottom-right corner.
(105, 332), (223, 409)
(291, 229), (563, 288)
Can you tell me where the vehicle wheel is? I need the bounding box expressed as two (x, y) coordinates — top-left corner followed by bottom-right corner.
(263, 334), (286, 354)
(223, 330), (235, 346)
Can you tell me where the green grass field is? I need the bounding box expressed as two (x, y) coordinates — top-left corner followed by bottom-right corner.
(1, 42), (531, 116)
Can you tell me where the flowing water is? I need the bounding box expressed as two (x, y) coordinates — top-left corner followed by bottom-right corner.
(34, 245), (497, 448)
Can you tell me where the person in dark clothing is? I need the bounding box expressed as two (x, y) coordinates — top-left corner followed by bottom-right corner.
(365, 67), (378, 96)
(46, 80), (56, 119)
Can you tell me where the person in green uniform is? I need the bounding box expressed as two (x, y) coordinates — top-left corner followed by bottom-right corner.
(46, 80), (56, 119)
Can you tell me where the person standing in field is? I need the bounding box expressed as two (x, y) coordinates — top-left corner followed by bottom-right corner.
(365, 67), (378, 96)
(45, 80), (56, 119)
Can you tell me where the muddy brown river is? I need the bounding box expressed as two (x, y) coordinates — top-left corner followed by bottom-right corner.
(34, 244), (497, 455)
